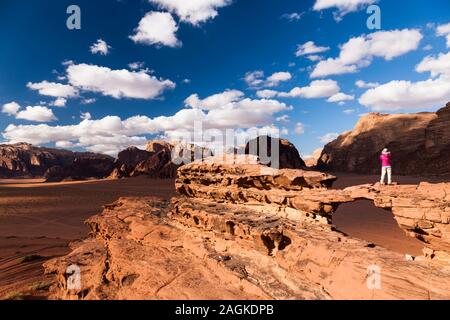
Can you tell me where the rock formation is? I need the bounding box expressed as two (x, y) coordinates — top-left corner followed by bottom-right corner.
(245, 136), (305, 169)
(110, 141), (212, 179)
(45, 156), (450, 300)
(318, 102), (450, 175)
(0, 142), (114, 181)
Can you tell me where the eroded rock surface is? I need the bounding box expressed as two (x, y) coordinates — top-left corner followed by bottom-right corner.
(45, 157), (450, 300)
(318, 102), (450, 175)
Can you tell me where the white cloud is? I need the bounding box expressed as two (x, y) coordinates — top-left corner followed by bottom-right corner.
(360, 50), (450, 111)
(2, 90), (290, 156)
(437, 22), (450, 47)
(294, 122), (305, 135)
(278, 80), (340, 99)
(80, 112), (92, 120)
(256, 89), (279, 99)
(319, 132), (339, 144)
(90, 39), (111, 55)
(185, 89), (244, 110)
(244, 70), (265, 87)
(2, 102), (21, 116)
(128, 62), (146, 70)
(423, 44), (433, 51)
(130, 11), (181, 48)
(296, 41), (330, 57)
(276, 115), (290, 123)
(311, 29), (423, 78)
(281, 12), (304, 21)
(244, 71), (292, 88)
(327, 92), (354, 103)
(51, 97), (67, 107)
(67, 63), (175, 99)
(416, 51), (450, 77)
(266, 72), (292, 87)
(307, 55), (323, 62)
(81, 98), (96, 105)
(343, 108), (356, 114)
(149, 0), (232, 25)
(355, 80), (380, 88)
(27, 81), (78, 98)
(313, 0), (377, 21)
(16, 106), (57, 122)
(359, 76), (450, 111)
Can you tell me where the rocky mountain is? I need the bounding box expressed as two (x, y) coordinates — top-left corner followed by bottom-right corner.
(317, 102), (450, 175)
(44, 156), (450, 300)
(109, 140), (212, 179)
(0, 143), (114, 181)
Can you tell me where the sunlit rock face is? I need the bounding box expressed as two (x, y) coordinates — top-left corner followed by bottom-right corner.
(318, 102), (450, 176)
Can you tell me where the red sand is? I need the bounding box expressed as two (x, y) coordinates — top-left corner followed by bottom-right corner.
(0, 177), (175, 299)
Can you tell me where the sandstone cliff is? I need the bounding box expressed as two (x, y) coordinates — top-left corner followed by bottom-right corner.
(318, 102), (450, 175)
(0, 143), (114, 181)
(44, 156), (450, 300)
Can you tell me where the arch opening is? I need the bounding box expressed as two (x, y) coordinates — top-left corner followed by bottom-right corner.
(333, 199), (423, 256)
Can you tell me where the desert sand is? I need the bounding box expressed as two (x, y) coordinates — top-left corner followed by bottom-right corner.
(0, 177), (175, 299)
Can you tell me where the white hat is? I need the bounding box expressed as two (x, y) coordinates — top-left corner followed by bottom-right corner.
(382, 148), (389, 153)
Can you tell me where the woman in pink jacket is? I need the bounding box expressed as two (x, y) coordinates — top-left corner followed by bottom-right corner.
(380, 148), (392, 185)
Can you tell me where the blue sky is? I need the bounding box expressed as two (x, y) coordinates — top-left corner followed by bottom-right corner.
(1, 0), (450, 157)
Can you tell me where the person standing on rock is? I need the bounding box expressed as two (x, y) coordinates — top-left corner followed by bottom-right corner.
(380, 148), (392, 185)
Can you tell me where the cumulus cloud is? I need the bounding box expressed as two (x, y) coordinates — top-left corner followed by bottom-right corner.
(275, 80), (341, 99)
(16, 106), (57, 122)
(319, 132), (339, 144)
(327, 92), (354, 103)
(185, 89), (244, 110)
(2, 90), (290, 156)
(27, 81), (78, 98)
(51, 97), (67, 107)
(359, 50), (450, 111)
(149, 0), (232, 25)
(359, 76), (450, 111)
(355, 80), (380, 88)
(311, 29), (423, 78)
(296, 41), (330, 57)
(437, 22), (450, 47)
(80, 112), (92, 120)
(90, 39), (111, 55)
(128, 62), (145, 70)
(256, 89), (279, 99)
(2, 102), (21, 116)
(313, 0), (377, 21)
(415, 51), (450, 77)
(130, 11), (181, 48)
(66, 63), (175, 99)
(244, 71), (292, 88)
